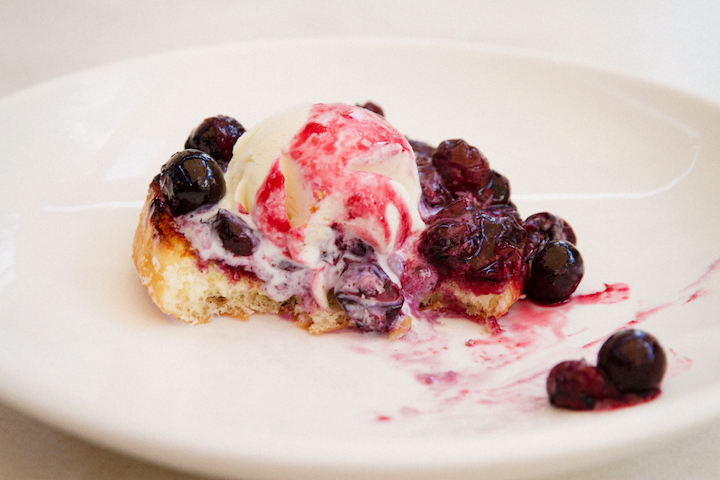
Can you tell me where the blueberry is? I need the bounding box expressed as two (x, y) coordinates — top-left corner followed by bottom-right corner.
(546, 359), (618, 410)
(409, 140), (453, 210)
(522, 212), (576, 262)
(485, 170), (511, 206)
(431, 139), (492, 194)
(419, 196), (526, 281)
(524, 239), (584, 304)
(159, 149), (226, 216)
(185, 115), (245, 171)
(212, 209), (257, 256)
(597, 329), (666, 393)
(357, 102), (384, 117)
(334, 263), (404, 332)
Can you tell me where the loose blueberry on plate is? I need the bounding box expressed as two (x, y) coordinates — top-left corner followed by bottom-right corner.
(597, 329), (667, 393)
(185, 115), (245, 172)
(524, 239), (584, 304)
(159, 149), (226, 216)
(546, 359), (618, 410)
(334, 263), (404, 332)
(547, 329), (666, 410)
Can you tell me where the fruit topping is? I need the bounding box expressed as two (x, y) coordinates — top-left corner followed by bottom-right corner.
(334, 263), (404, 332)
(522, 212), (577, 262)
(597, 329), (667, 393)
(524, 239), (584, 304)
(212, 209), (258, 256)
(185, 115), (245, 171)
(546, 359), (618, 410)
(547, 329), (666, 410)
(484, 170), (511, 206)
(432, 139), (492, 195)
(419, 196), (526, 283)
(159, 149), (226, 216)
(357, 102), (385, 117)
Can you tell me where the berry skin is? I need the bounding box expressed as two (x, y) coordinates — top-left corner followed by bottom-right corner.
(522, 212), (576, 262)
(524, 240), (584, 304)
(212, 209), (257, 256)
(483, 170), (511, 206)
(357, 102), (384, 117)
(410, 139), (453, 211)
(185, 115), (245, 171)
(334, 263), (404, 332)
(159, 149), (226, 216)
(432, 139), (492, 194)
(597, 330), (666, 393)
(419, 196), (526, 282)
(546, 359), (618, 410)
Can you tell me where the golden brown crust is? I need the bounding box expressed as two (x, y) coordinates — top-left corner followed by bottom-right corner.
(419, 278), (523, 320)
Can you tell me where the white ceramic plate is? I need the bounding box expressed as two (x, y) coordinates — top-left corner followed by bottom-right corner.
(0, 39), (719, 480)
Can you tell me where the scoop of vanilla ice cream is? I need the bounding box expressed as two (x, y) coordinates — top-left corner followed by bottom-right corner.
(223, 103), (424, 274)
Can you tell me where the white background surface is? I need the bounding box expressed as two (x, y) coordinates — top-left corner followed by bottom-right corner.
(1, 1), (719, 479)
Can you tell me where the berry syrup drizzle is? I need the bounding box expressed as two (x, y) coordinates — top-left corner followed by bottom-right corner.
(366, 257), (719, 423)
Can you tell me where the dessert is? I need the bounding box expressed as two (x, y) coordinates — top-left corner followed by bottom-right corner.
(132, 102), (584, 337)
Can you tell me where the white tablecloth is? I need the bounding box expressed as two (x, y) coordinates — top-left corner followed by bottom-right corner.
(1, 1), (719, 479)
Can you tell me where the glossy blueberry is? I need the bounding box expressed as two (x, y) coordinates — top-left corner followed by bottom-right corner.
(212, 209), (257, 256)
(524, 239), (584, 304)
(159, 149), (226, 216)
(185, 115), (245, 171)
(597, 329), (666, 393)
(431, 139), (492, 194)
(334, 263), (404, 333)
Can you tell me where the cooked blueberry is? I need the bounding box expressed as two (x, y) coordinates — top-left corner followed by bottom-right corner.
(546, 359), (618, 410)
(597, 329), (666, 393)
(159, 149), (226, 216)
(357, 102), (384, 117)
(485, 170), (511, 205)
(334, 263), (404, 333)
(185, 115), (245, 171)
(409, 139), (436, 167)
(409, 140), (452, 210)
(418, 162), (453, 209)
(419, 196), (526, 281)
(431, 139), (492, 194)
(522, 212), (577, 262)
(212, 209), (257, 256)
(524, 240), (583, 304)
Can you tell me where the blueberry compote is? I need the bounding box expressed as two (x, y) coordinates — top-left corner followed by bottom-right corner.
(409, 136), (582, 300)
(185, 115), (245, 172)
(547, 329), (666, 410)
(419, 195), (526, 288)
